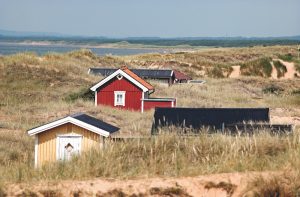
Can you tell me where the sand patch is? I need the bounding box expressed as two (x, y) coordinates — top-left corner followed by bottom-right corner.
(3, 172), (283, 197)
(229, 66), (241, 78)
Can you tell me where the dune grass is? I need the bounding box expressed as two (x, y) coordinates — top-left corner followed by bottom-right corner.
(240, 57), (273, 77)
(0, 47), (300, 189)
(273, 60), (287, 78)
(241, 171), (300, 196)
(0, 130), (300, 183)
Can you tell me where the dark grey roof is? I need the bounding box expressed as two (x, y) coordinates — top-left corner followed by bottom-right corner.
(89, 68), (173, 79)
(71, 113), (119, 133)
(153, 108), (270, 131)
(89, 68), (117, 76)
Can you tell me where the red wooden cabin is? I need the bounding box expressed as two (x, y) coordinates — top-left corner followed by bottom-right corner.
(90, 67), (176, 112)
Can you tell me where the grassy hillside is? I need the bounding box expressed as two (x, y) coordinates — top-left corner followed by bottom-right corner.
(120, 45), (300, 78)
(0, 47), (300, 192)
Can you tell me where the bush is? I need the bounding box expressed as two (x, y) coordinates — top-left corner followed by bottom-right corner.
(278, 53), (293, 62)
(64, 88), (94, 102)
(207, 66), (224, 78)
(292, 89), (300, 95)
(241, 57), (272, 77)
(262, 84), (284, 95)
(273, 60), (287, 78)
(207, 64), (232, 78)
(241, 172), (300, 197)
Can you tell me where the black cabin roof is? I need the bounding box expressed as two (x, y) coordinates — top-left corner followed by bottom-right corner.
(89, 68), (173, 78)
(153, 107), (270, 130)
(71, 113), (120, 133)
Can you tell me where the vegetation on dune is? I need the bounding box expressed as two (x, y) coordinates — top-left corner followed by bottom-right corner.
(277, 53), (294, 62)
(273, 60), (287, 78)
(122, 45), (300, 78)
(0, 131), (300, 183)
(241, 172), (300, 196)
(240, 57), (273, 77)
(207, 64), (233, 78)
(0, 46), (300, 193)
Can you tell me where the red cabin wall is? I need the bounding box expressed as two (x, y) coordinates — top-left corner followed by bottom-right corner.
(143, 100), (175, 111)
(96, 77), (143, 111)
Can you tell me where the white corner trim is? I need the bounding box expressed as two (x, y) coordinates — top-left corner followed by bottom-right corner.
(95, 91), (97, 106)
(56, 136), (59, 161)
(27, 117), (110, 137)
(90, 69), (149, 92)
(34, 135), (38, 168)
(141, 92), (144, 113)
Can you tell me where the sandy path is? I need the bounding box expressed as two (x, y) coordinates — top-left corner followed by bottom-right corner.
(3, 172), (278, 197)
(229, 66), (241, 78)
(270, 62), (278, 79)
(273, 59), (297, 79)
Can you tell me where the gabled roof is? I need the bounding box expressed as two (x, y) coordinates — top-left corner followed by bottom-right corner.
(89, 68), (173, 78)
(27, 113), (119, 137)
(90, 67), (154, 92)
(121, 67), (154, 91)
(173, 70), (192, 80)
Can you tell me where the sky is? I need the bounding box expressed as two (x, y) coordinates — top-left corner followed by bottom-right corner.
(0, 0), (299, 38)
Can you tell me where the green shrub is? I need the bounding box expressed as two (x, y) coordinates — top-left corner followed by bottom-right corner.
(207, 66), (224, 78)
(240, 57), (272, 77)
(292, 89), (300, 95)
(64, 88), (94, 102)
(207, 64), (232, 78)
(273, 60), (287, 78)
(278, 53), (293, 62)
(295, 62), (300, 73)
(241, 172), (300, 197)
(262, 84), (284, 95)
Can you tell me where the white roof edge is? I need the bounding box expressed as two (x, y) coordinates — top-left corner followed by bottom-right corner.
(170, 70), (174, 77)
(90, 69), (149, 92)
(27, 117), (110, 137)
(142, 98), (176, 101)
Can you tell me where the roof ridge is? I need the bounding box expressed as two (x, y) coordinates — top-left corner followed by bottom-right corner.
(121, 67), (154, 90)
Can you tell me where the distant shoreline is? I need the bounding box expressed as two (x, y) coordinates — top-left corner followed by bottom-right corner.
(0, 41), (202, 51)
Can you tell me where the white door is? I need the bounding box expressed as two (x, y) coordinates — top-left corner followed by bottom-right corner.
(57, 136), (82, 161)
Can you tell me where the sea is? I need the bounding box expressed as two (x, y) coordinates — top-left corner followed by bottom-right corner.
(0, 42), (170, 56)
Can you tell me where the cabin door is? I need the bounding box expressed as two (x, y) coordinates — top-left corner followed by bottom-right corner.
(57, 136), (82, 161)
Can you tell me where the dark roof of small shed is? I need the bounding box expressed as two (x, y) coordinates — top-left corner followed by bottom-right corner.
(71, 113), (120, 133)
(89, 68), (173, 78)
(28, 113), (120, 136)
(153, 107), (270, 130)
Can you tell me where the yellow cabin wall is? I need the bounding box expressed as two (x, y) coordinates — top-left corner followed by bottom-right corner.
(37, 123), (103, 167)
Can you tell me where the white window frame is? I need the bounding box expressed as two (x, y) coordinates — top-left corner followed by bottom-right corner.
(114, 91), (126, 106)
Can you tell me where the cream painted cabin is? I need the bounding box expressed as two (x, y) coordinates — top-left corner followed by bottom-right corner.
(27, 113), (119, 167)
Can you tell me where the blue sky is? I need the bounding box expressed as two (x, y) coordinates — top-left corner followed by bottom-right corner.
(0, 0), (299, 37)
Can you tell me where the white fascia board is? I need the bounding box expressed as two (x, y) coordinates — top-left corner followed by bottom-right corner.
(142, 98), (176, 101)
(27, 117), (110, 137)
(90, 69), (149, 92)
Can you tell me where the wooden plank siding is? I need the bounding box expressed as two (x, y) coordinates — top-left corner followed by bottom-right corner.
(96, 77), (143, 111)
(37, 123), (103, 166)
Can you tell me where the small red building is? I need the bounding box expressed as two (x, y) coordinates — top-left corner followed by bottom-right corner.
(90, 67), (176, 112)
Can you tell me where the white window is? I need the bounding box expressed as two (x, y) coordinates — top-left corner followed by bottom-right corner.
(114, 91), (125, 106)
